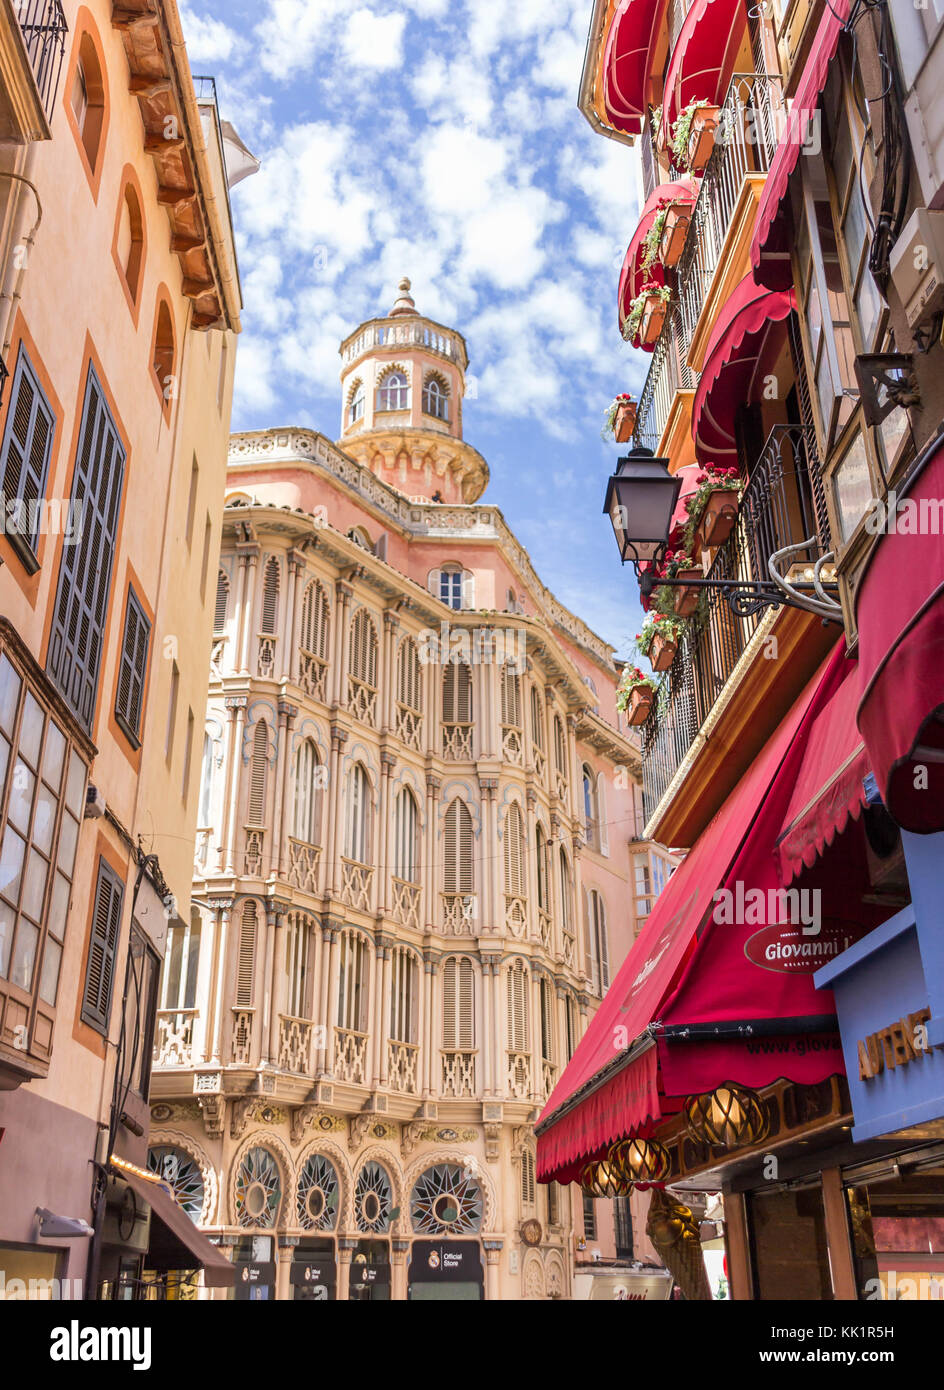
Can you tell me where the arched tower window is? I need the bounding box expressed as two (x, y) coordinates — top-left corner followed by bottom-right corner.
(422, 373), (449, 421)
(503, 802), (526, 900)
(348, 378), (365, 424)
(442, 956), (475, 1051)
(389, 944), (419, 1045)
(298, 579), (330, 700)
(376, 369), (408, 412)
(442, 659), (473, 759)
(443, 797), (473, 895)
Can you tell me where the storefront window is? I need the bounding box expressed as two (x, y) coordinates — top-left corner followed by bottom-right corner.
(748, 1187), (833, 1300)
(349, 1239), (390, 1301)
(231, 1235), (275, 1301)
(847, 1172), (944, 1300)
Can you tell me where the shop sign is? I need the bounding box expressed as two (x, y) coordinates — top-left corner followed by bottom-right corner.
(410, 1241), (483, 1282)
(858, 1007), (931, 1079)
(744, 918), (858, 974)
(238, 1263), (275, 1287)
(352, 1263), (390, 1286)
(290, 1260), (336, 1288)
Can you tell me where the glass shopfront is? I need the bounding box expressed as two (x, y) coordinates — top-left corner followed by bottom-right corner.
(407, 1240), (484, 1301)
(292, 1239), (336, 1301)
(349, 1239), (390, 1301)
(847, 1166), (944, 1300)
(231, 1236), (276, 1301)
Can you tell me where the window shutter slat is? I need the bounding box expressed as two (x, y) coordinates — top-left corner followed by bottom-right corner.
(0, 349), (56, 554)
(81, 859), (124, 1033)
(248, 720), (268, 823)
(115, 587), (150, 741)
(214, 570), (229, 632)
(236, 901), (257, 1007)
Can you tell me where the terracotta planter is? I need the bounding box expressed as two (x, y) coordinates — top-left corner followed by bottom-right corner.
(695, 487), (740, 550)
(659, 206), (690, 269)
(673, 565), (703, 618)
(613, 399), (637, 443)
(687, 106), (720, 171)
(648, 632), (678, 672)
(627, 685), (653, 726)
(639, 295), (668, 346)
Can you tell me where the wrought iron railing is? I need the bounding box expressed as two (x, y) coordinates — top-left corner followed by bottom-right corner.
(16, 0), (68, 121)
(632, 302), (696, 452)
(641, 424), (829, 819)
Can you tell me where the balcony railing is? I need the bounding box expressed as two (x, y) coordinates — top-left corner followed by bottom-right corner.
(231, 1007), (255, 1065)
(16, 0), (67, 121)
(395, 701), (422, 750)
(287, 837), (320, 893)
(278, 1014), (314, 1073)
(540, 1058), (557, 1100)
(257, 633), (276, 679)
(633, 302), (696, 452)
(155, 1009), (197, 1067)
(677, 72), (785, 348)
(442, 892), (477, 935)
(504, 894), (527, 938)
(441, 1049), (476, 1098)
(442, 722), (473, 760)
(391, 877), (421, 929)
(340, 858), (373, 912)
(507, 1051), (532, 1100)
(348, 675), (377, 726)
(641, 424), (829, 819)
(387, 1039), (419, 1093)
(501, 724), (523, 766)
(334, 1026), (369, 1084)
(298, 649), (328, 701)
(243, 826), (265, 877)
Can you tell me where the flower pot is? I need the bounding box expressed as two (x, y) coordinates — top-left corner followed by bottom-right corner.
(659, 206), (690, 269)
(687, 106), (720, 171)
(648, 633), (677, 672)
(627, 686), (653, 726)
(613, 399), (637, 442)
(695, 487), (740, 550)
(639, 295), (667, 346)
(673, 565), (703, 618)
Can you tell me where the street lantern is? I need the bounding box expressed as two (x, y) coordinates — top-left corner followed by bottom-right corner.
(602, 447), (681, 567)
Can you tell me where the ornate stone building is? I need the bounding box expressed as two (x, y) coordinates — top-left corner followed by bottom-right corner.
(149, 283), (671, 1300)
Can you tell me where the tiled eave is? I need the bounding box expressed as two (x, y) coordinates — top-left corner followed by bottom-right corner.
(111, 2), (237, 331)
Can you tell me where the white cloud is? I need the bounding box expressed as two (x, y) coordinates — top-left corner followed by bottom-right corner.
(180, 6), (241, 64)
(341, 8), (407, 70)
(254, 0), (348, 81)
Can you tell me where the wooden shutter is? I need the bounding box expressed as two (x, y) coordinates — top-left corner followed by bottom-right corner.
(235, 900), (257, 1007)
(248, 720), (268, 823)
(81, 858), (124, 1033)
(536, 824), (548, 909)
(0, 346), (55, 554)
(559, 850), (572, 933)
(214, 569), (229, 632)
(540, 979), (553, 1060)
(503, 802), (524, 897)
(585, 888), (600, 995)
(115, 586), (150, 742)
(530, 685), (544, 750)
(443, 660), (472, 723)
(460, 571), (475, 609)
(397, 637), (421, 711)
(300, 580), (330, 659)
(427, 567), (441, 599)
(521, 1148), (535, 1208)
(443, 798), (473, 893)
(261, 557), (280, 634)
(442, 957), (474, 1049)
(47, 365), (126, 731)
(506, 961), (528, 1051)
(596, 893), (610, 990)
(350, 609), (377, 684)
(501, 668), (520, 727)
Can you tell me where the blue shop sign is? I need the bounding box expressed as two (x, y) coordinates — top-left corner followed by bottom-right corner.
(815, 830), (944, 1142)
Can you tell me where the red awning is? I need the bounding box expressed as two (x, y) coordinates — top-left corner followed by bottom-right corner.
(618, 179), (698, 329)
(777, 660), (869, 883)
(536, 645), (847, 1184)
(662, 0), (747, 135)
(691, 275), (795, 463)
(856, 431), (944, 833)
(750, 0), (851, 290)
(603, 0), (671, 136)
(112, 1160), (236, 1287)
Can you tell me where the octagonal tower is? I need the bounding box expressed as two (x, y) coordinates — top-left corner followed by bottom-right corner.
(338, 277), (489, 504)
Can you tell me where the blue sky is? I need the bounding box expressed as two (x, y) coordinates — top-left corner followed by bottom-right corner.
(183, 0), (648, 659)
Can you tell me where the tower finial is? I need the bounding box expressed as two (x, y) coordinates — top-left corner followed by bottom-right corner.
(389, 276), (417, 317)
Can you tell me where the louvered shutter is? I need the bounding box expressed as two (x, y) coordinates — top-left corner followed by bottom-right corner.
(506, 962), (528, 1051)
(397, 638), (421, 711)
(540, 979), (553, 1060)
(460, 571), (475, 609)
(443, 799), (473, 893)
(214, 570), (229, 632)
(521, 1148), (535, 1208)
(261, 557), (280, 634)
(585, 888), (600, 995)
(47, 366), (125, 731)
(504, 803), (524, 897)
(443, 661), (472, 722)
(530, 686), (544, 749)
(248, 720), (268, 823)
(81, 858), (124, 1033)
(235, 900), (257, 1006)
(115, 586), (150, 742)
(350, 609), (377, 684)
(596, 894), (610, 990)
(0, 347), (55, 555)
(428, 568), (441, 600)
(501, 668), (520, 727)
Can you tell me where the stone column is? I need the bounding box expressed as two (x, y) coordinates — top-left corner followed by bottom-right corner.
(370, 934), (388, 1088)
(525, 787), (539, 945)
(391, 1240), (410, 1301)
(316, 920), (338, 1077)
(237, 543), (260, 674)
(378, 752), (396, 916)
(419, 948), (431, 1098)
(272, 700), (297, 878)
(382, 610), (399, 732)
(483, 1240), (504, 1302)
(478, 778), (498, 933)
(264, 901), (288, 1066)
(337, 1241), (354, 1302)
(222, 697), (247, 876)
(378, 938), (393, 1088)
(326, 727), (348, 898)
(333, 580), (353, 707)
(284, 548), (305, 683)
(276, 1238), (296, 1302)
(232, 547), (249, 675)
(530, 965), (543, 1101)
(208, 897), (233, 1064)
(424, 775), (441, 931)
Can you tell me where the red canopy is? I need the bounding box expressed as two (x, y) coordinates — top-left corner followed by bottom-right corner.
(750, 0), (851, 290)
(618, 179), (699, 328)
(603, 0), (671, 137)
(856, 431), (944, 833)
(536, 644), (848, 1184)
(662, 0), (747, 136)
(777, 660), (869, 884)
(692, 274), (795, 463)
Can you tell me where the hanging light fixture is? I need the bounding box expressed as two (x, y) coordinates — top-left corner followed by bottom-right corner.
(685, 1083), (770, 1150)
(579, 1159), (633, 1198)
(609, 1137), (671, 1184)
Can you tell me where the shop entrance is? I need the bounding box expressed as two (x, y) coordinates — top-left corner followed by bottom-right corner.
(847, 1167), (944, 1299)
(232, 1236), (276, 1301)
(349, 1239), (390, 1300)
(292, 1238), (336, 1301)
(408, 1240), (484, 1300)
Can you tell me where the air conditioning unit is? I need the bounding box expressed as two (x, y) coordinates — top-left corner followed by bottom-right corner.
(889, 207), (944, 328)
(100, 1176), (151, 1255)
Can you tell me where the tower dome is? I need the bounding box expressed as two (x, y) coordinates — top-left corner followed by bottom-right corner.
(338, 279), (489, 504)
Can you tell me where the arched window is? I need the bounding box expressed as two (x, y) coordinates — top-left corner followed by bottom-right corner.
(198, 733), (213, 827)
(161, 908), (203, 1013)
(214, 569), (229, 633)
(115, 177), (144, 305)
(422, 373), (449, 421)
(347, 526), (372, 551)
(442, 956), (475, 1051)
(506, 959), (529, 1051)
(70, 30), (106, 173)
(586, 889), (610, 995)
(389, 944), (418, 1045)
(559, 848), (573, 937)
(235, 1147), (282, 1228)
(376, 369), (408, 412)
(348, 379), (365, 424)
(298, 579), (330, 699)
(393, 786), (419, 882)
(443, 797), (473, 894)
(348, 609), (378, 724)
(248, 720), (268, 824)
(395, 636), (423, 749)
(345, 762), (371, 864)
(442, 659), (473, 758)
(530, 685), (545, 765)
(260, 557), (280, 635)
(436, 564), (472, 611)
(411, 1164), (483, 1235)
(337, 927), (369, 1031)
(535, 823), (549, 911)
(152, 296), (176, 408)
(284, 912), (312, 1019)
(292, 740), (323, 846)
(503, 802), (526, 900)
(553, 714), (568, 787)
(582, 764), (599, 850)
(148, 1146), (205, 1223)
